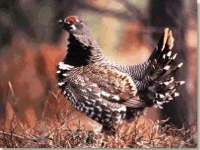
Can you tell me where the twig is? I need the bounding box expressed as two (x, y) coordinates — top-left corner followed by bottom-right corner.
(66, 140), (72, 148)
(0, 130), (37, 142)
(0, 131), (25, 140)
(8, 81), (15, 98)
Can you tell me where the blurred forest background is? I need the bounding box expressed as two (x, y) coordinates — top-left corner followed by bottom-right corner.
(0, 0), (197, 135)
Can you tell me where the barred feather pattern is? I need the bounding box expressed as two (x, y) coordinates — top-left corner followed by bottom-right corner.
(112, 61), (151, 90)
(57, 16), (185, 132)
(113, 28), (185, 109)
(56, 62), (142, 128)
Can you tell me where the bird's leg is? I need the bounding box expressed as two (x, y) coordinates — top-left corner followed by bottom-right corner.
(101, 125), (116, 135)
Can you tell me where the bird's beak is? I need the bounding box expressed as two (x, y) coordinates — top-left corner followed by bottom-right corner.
(58, 19), (63, 24)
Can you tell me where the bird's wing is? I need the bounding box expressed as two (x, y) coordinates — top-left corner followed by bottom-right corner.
(63, 64), (147, 108)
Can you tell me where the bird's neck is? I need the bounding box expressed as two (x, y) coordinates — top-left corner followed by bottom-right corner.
(64, 34), (104, 67)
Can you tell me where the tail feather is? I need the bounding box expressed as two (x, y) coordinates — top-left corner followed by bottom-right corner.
(139, 28), (185, 108)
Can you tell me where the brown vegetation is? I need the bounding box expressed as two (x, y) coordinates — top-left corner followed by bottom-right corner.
(0, 81), (197, 148)
(0, 108), (197, 148)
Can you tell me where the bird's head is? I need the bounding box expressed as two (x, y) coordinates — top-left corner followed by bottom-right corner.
(59, 16), (99, 48)
(59, 16), (87, 34)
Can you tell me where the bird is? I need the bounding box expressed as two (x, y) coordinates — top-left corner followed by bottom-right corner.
(56, 16), (185, 133)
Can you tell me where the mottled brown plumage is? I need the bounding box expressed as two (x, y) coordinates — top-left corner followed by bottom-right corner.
(56, 16), (185, 133)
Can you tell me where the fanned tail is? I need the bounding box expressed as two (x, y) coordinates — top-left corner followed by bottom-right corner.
(138, 28), (185, 109)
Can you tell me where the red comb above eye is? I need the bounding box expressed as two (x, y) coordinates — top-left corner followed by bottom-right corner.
(65, 16), (77, 23)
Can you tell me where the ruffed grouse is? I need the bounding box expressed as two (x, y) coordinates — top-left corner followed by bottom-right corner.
(56, 16), (185, 132)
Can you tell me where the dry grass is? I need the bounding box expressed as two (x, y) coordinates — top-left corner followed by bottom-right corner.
(0, 111), (197, 148)
(0, 83), (197, 148)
